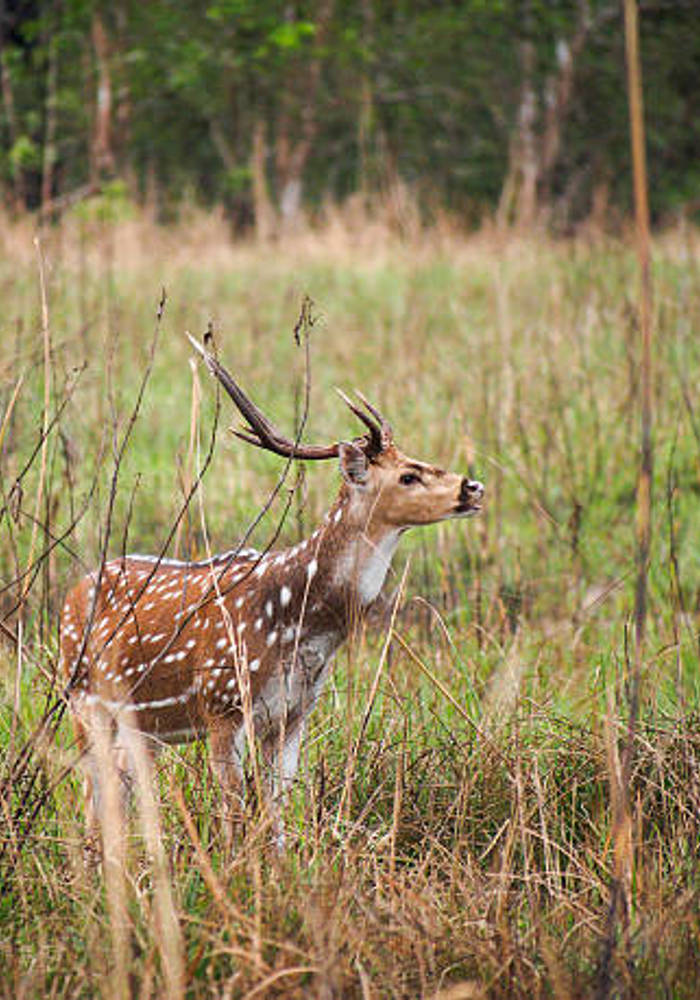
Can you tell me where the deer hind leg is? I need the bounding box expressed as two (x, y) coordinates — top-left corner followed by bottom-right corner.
(209, 718), (246, 852)
(69, 698), (102, 865)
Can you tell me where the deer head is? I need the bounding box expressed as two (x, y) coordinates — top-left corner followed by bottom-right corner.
(188, 333), (483, 548)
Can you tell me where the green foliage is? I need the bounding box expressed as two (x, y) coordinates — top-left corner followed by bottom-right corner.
(9, 135), (40, 174)
(265, 19), (316, 52)
(222, 164), (252, 196)
(72, 179), (134, 222)
(0, 1), (698, 223)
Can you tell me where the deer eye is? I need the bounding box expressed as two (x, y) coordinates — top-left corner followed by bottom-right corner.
(399, 472), (421, 486)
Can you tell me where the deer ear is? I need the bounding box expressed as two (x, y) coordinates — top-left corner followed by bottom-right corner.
(338, 441), (369, 485)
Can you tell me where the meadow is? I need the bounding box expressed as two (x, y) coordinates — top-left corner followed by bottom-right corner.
(1, 206), (699, 999)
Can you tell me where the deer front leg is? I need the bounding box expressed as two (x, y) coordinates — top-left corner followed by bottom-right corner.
(262, 720), (304, 850)
(209, 718), (246, 852)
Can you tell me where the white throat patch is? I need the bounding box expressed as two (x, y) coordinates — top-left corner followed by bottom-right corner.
(357, 531), (400, 604)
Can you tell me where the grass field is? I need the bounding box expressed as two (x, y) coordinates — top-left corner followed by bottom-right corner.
(1, 208), (699, 999)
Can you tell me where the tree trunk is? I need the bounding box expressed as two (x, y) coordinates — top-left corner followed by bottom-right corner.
(497, 37), (538, 230)
(273, 0), (334, 234)
(41, 35), (58, 213)
(114, 1), (135, 193)
(251, 119), (275, 241)
(539, 1), (592, 208)
(357, 0), (375, 203)
(0, 36), (26, 212)
(91, 12), (115, 184)
(514, 39), (538, 229)
(498, 1), (608, 231)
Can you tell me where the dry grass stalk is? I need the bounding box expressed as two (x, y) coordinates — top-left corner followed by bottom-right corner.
(92, 712), (130, 1000)
(173, 356), (202, 559)
(127, 729), (185, 1000)
(22, 238), (52, 598)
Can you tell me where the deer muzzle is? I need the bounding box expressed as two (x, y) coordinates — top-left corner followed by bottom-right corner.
(456, 477), (484, 514)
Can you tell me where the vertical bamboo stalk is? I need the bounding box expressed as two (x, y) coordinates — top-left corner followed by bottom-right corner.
(624, 0), (653, 770)
(598, 0), (653, 972)
(596, 12), (653, 996)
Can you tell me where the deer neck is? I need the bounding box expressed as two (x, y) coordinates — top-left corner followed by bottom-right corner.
(244, 490), (399, 659)
(305, 487), (400, 613)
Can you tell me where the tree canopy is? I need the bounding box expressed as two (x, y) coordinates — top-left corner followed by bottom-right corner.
(1, 0), (698, 231)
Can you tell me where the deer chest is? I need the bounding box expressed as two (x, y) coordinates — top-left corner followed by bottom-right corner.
(250, 628), (341, 737)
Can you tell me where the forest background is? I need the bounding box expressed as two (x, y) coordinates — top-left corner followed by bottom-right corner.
(1, 0), (699, 233)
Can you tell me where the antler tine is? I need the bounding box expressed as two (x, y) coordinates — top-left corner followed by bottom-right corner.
(335, 387), (385, 454)
(187, 333), (339, 460)
(354, 390), (393, 448)
(187, 333), (276, 440)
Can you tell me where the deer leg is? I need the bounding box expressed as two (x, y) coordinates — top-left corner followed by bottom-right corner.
(74, 697), (135, 869)
(261, 719), (304, 850)
(72, 692), (155, 869)
(209, 719), (246, 851)
(69, 701), (102, 865)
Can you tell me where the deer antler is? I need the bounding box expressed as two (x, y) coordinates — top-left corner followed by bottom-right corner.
(188, 333), (393, 460)
(335, 389), (393, 455)
(187, 333), (340, 460)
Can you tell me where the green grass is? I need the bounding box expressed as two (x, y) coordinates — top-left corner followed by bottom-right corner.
(1, 210), (700, 998)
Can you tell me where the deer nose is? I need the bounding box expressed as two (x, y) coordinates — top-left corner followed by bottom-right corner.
(460, 478), (484, 503)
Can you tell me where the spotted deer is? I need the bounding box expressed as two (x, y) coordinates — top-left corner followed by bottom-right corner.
(61, 336), (484, 848)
